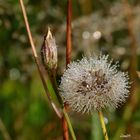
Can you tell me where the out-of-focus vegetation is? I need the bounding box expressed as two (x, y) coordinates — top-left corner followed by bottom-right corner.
(0, 0), (140, 140)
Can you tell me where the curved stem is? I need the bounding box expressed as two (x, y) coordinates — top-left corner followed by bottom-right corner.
(19, 1), (76, 140)
(19, 0), (61, 118)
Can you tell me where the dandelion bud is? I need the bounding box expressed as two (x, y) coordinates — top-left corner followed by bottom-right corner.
(59, 55), (130, 113)
(41, 27), (57, 70)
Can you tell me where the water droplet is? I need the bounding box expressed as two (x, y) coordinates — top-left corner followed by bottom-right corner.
(82, 31), (90, 39)
(93, 31), (101, 40)
(104, 117), (108, 124)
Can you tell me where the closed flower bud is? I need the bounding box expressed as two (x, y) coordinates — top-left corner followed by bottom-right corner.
(41, 27), (57, 70)
(59, 55), (130, 113)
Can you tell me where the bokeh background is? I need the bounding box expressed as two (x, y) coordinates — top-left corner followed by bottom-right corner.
(0, 0), (140, 140)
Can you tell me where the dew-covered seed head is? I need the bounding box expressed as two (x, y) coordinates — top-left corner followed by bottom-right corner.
(59, 55), (130, 113)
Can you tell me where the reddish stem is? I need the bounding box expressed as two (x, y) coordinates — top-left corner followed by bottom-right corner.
(62, 0), (72, 139)
(66, 0), (72, 66)
(62, 115), (69, 140)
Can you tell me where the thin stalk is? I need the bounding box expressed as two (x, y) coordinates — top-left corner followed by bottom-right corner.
(19, 0), (62, 119)
(62, 115), (69, 140)
(63, 0), (73, 139)
(66, 0), (72, 66)
(63, 109), (76, 140)
(48, 69), (63, 106)
(19, 1), (76, 140)
(98, 111), (109, 140)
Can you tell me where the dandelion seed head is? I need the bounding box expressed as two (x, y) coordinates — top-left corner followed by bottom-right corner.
(59, 55), (130, 113)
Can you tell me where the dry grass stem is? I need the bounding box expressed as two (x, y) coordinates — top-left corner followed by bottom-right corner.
(19, 0), (62, 119)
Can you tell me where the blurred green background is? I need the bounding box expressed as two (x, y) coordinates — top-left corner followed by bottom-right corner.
(0, 0), (140, 140)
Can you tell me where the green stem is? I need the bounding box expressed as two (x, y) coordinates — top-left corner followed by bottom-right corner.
(63, 109), (77, 140)
(98, 111), (109, 140)
(47, 70), (76, 140)
(91, 113), (102, 140)
(47, 69), (63, 106)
